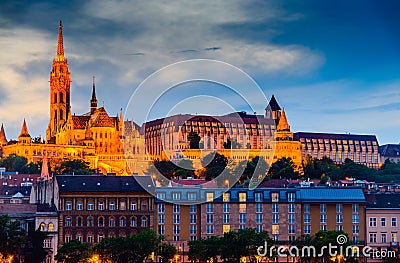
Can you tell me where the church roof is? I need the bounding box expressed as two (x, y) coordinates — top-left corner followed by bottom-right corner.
(90, 107), (117, 128)
(0, 123), (7, 143)
(266, 95), (281, 111)
(72, 115), (90, 129)
(19, 119), (31, 138)
(276, 108), (290, 132)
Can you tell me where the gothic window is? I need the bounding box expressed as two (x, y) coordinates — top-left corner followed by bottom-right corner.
(60, 109), (63, 120)
(54, 93), (57, 103)
(59, 92), (64, 103)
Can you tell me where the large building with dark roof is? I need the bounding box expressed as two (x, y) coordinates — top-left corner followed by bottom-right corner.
(294, 132), (380, 168)
(379, 144), (400, 164)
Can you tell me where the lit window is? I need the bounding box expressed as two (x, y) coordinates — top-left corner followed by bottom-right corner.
(48, 222), (54, 231)
(271, 193), (279, 202)
(272, 225), (279, 234)
(239, 204), (246, 213)
(223, 225), (230, 233)
(223, 193), (230, 202)
(239, 193), (246, 202)
(206, 192), (214, 202)
(392, 233), (397, 242)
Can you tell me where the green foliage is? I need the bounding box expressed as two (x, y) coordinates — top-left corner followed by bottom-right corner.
(0, 214), (26, 257)
(268, 157), (299, 179)
(0, 154), (41, 174)
(201, 152), (229, 180)
(55, 239), (91, 263)
(54, 159), (93, 175)
(149, 159), (195, 184)
(28, 230), (49, 263)
(158, 243), (177, 262)
(187, 132), (201, 149)
(223, 138), (241, 149)
(188, 228), (274, 262)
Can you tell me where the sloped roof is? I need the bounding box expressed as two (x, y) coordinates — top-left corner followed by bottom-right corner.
(366, 193), (400, 209)
(379, 144), (400, 157)
(298, 187), (365, 202)
(90, 107), (117, 128)
(56, 175), (154, 193)
(294, 132), (378, 142)
(266, 95), (281, 111)
(72, 115), (90, 129)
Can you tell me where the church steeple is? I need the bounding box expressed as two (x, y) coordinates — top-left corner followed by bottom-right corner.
(90, 76), (98, 114)
(265, 94), (282, 125)
(47, 21), (71, 143)
(18, 119), (31, 144)
(277, 108), (290, 132)
(56, 21), (65, 62)
(0, 123), (7, 145)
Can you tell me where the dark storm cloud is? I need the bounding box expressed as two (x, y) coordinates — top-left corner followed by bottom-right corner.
(204, 47), (221, 51)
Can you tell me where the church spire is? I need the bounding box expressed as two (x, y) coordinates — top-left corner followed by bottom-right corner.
(90, 76), (98, 114)
(277, 108), (290, 132)
(0, 123), (7, 145)
(19, 118), (31, 138)
(56, 21), (65, 61)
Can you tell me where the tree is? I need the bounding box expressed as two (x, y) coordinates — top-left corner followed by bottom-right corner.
(55, 239), (91, 263)
(187, 132), (201, 149)
(54, 159), (94, 175)
(268, 157), (299, 179)
(201, 152), (229, 180)
(0, 215), (26, 257)
(158, 243), (177, 263)
(28, 229), (49, 263)
(175, 159), (195, 179)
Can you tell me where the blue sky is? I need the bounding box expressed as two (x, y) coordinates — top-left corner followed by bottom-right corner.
(0, 0), (399, 144)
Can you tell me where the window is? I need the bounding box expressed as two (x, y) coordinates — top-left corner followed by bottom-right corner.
(336, 225), (343, 231)
(48, 222), (54, 231)
(141, 217), (147, 227)
(206, 214), (214, 224)
(304, 204), (310, 213)
(109, 201), (115, 211)
(131, 217), (136, 227)
(223, 193), (230, 202)
(206, 192), (214, 202)
(173, 204), (180, 213)
(239, 192), (247, 202)
(392, 233), (397, 242)
(320, 214), (327, 224)
(272, 214), (279, 224)
(65, 217), (72, 227)
(369, 217), (377, 227)
(289, 225), (295, 234)
(272, 193), (279, 202)
(369, 233), (377, 243)
(173, 225), (180, 235)
(131, 202), (137, 211)
(304, 214), (310, 224)
(109, 217), (115, 227)
(352, 214), (359, 224)
(87, 217), (94, 227)
(190, 225), (197, 235)
(65, 235), (71, 243)
(120, 217), (126, 227)
(66, 201), (72, 211)
(223, 203), (230, 213)
(352, 204), (359, 213)
(87, 235), (93, 244)
(304, 225), (311, 235)
(172, 192), (181, 200)
(206, 225), (214, 234)
(288, 204), (295, 213)
(190, 204), (197, 213)
(239, 204), (246, 213)
(381, 218), (386, 227)
(336, 204), (343, 213)
(223, 214), (230, 224)
(320, 204), (327, 213)
(256, 204), (262, 213)
(77, 202), (83, 211)
(158, 214), (165, 224)
(382, 233), (387, 243)
(392, 218), (397, 227)
(320, 225), (327, 231)
(352, 225), (359, 234)
(272, 204), (279, 213)
(190, 214), (196, 224)
(272, 225), (279, 234)
(288, 214), (295, 224)
(88, 202), (94, 211)
(206, 203), (214, 213)
(188, 192), (197, 200)
(98, 217), (104, 227)
(239, 213), (246, 224)
(99, 202), (104, 211)
(336, 214), (343, 224)
(255, 192), (262, 202)
(256, 214), (263, 224)
(256, 225), (262, 233)
(120, 201), (126, 210)
(288, 192), (295, 202)
(173, 214), (180, 224)
(77, 235), (82, 242)
(223, 225), (230, 233)
(156, 192), (166, 200)
(158, 204), (165, 213)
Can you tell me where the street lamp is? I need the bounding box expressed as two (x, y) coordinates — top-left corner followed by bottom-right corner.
(175, 254), (179, 263)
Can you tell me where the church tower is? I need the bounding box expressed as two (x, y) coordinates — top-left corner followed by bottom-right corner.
(47, 21), (71, 142)
(90, 76), (98, 114)
(265, 95), (282, 125)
